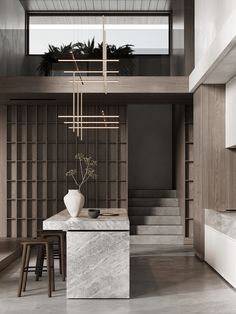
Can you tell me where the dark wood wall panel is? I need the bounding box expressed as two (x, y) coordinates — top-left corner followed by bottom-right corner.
(193, 84), (236, 259)
(184, 0), (194, 75)
(0, 0), (26, 76)
(174, 105), (185, 236)
(6, 103), (127, 238)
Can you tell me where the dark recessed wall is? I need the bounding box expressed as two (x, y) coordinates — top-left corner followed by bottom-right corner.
(128, 104), (173, 190)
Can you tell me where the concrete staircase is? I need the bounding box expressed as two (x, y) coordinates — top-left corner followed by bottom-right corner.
(129, 189), (184, 244)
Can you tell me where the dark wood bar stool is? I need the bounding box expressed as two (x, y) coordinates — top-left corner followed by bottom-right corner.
(18, 238), (55, 298)
(37, 230), (66, 281)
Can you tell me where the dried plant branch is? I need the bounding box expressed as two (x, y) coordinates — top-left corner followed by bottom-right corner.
(66, 153), (97, 191)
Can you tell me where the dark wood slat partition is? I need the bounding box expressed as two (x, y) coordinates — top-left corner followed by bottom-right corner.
(5, 104), (127, 238)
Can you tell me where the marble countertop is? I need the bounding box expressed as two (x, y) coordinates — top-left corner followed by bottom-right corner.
(43, 208), (130, 231)
(205, 208), (236, 240)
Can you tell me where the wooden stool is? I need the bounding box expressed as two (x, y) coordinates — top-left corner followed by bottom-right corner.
(18, 239), (55, 297)
(37, 230), (66, 281)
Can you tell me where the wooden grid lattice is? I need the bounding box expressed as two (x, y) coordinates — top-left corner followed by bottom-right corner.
(184, 104), (194, 239)
(6, 103), (127, 238)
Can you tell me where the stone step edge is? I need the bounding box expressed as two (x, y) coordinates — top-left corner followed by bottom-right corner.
(130, 224), (183, 226)
(130, 235), (184, 244)
(128, 206), (180, 208)
(128, 197), (178, 200)
(129, 215), (181, 218)
(128, 189), (177, 191)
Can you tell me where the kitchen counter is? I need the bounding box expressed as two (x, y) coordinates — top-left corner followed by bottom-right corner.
(43, 208), (129, 231)
(205, 208), (236, 240)
(205, 208), (236, 288)
(43, 208), (130, 299)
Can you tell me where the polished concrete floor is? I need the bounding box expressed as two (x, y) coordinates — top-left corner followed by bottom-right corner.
(0, 245), (236, 314)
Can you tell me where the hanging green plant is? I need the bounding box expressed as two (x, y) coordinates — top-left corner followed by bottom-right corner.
(37, 38), (134, 76)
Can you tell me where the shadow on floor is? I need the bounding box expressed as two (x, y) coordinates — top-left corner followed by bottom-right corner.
(130, 246), (230, 299)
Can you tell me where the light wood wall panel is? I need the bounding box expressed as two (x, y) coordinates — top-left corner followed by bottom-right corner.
(193, 84), (236, 259)
(6, 103), (127, 238)
(0, 77), (190, 95)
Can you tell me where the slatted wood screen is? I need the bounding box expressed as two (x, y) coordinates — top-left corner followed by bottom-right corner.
(6, 103), (127, 238)
(185, 104), (194, 239)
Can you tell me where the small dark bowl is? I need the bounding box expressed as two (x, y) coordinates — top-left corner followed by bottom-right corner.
(88, 209), (100, 219)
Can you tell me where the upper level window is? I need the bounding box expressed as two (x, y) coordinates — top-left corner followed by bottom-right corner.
(27, 14), (170, 55)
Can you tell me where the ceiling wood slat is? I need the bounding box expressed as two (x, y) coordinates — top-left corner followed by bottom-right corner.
(20, 0), (172, 11)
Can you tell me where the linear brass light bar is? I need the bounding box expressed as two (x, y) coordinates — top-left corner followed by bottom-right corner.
(64, 121), (119, 124)
(64, 70), (119, 74)
(68, 126), (119, 129)
(59, 16), (119, 140)
(68, 80), (119, 83)
(58, 59), (119, 62)
(58, 115), (119, 118)
(72, 72), (75, 132)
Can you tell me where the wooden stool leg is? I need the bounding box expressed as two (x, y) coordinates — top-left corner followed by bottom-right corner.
(50, 244), (55, 292)
(35, 244), (43, 281)
(64, 233), (67, 278)
(22, 245), (31, 291)
(18, 244), (27, 297)
(39, 245), (45, 279)
(35, 243), (41, 278)
(45, 243), (52, 297)
(60, 234), (66, 281)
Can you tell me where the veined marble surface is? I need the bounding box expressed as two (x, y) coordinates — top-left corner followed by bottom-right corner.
(43, 208), (129, 231)
(67, 231), (129, 298)
(205, 208), (236, 240)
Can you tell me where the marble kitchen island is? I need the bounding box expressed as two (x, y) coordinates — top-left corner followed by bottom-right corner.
(43, 208), (130, 299)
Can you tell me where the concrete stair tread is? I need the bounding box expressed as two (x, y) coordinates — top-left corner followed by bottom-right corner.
(130, 215), (181, 225)
(131, 224), (183, 235)
(131, 224), (183, 226)
(129, 198), (178, 207)
(128, 206), (180, 216)
(130, 235), (184, 245)
(129, 197), (178, 200)
(128, 191), (183, 244)
(129, 189), (176, 191)
(129, 206), (180, 209)
(129, 189), (177, 198)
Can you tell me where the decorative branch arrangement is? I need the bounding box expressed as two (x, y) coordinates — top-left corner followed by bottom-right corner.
(66, 153), (97, 191)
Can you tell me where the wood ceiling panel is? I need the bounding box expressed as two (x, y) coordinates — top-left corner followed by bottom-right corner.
(148, 0), (158, 10)
(94, 0), (103, 11)
(140, 0), (150, 10)
(19, 0), (172, 11)
(132, 0), (142, 11)
(117, 0), (126, 11)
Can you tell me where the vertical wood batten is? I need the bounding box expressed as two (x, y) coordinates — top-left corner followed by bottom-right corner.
(5, 103), (127, 237)
(45, 105), (48, 225)
(13, 105), (18, 238)
(0, 105), (7, 237)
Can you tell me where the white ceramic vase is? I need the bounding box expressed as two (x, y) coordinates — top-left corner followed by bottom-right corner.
(64, 189), (85, 218)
